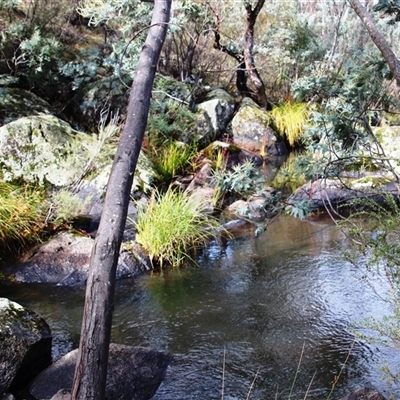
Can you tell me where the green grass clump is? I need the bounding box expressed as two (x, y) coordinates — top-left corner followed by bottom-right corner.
(0, 182), (45, 257)
(134, 186), (220, 267)
(270, 102), (309, 146)
(148, 140), (195, 182)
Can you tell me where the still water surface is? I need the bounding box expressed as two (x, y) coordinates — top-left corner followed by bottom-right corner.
(1, 216), (399, 399)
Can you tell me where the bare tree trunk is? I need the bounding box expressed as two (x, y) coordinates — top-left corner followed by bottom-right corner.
(348, 0), (400, 85)
(211, 0), (269, 108)
(70, 1), (171, 399)
(243, 0), (268, 108)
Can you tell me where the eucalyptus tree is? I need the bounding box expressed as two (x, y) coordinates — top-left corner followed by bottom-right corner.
(348, 0), (400, 85)
(71, 0), (172, 398)
(210, 0), (269, 108)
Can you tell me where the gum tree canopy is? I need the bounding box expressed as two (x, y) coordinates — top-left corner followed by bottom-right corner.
(71, 0), (172, 399)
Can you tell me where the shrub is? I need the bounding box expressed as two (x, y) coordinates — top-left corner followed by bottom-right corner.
(134, 186), (220, 267)
(146, 100), (198, 144)
(211, 160), (260, 198)
(0, 182), (45, 258)
(270, 153), (307, 193)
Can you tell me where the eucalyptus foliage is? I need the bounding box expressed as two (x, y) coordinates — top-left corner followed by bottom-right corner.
(211, 160), (259, 198)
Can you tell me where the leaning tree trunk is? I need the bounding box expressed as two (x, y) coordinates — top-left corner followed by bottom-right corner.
(70, 1), (172, 399)
(348, 0), (400, 85)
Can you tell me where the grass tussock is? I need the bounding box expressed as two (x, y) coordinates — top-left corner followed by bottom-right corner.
(271, 102), (309, 147)
(134, 186), (220, 267)
(148, 140), (195, 182)
(0, 182), (46, 257)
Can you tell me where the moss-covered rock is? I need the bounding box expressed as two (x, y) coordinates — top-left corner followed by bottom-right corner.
(152, 74), (192, 104)
(0, 88), (57, 126)
(0, 113), (157, 221)
(197, 88), (235, 135)
(75, 150), (156, 215)
(0, 298), (52, 394)
(0, 115), (93, 186)
(231, 98), (278, 154)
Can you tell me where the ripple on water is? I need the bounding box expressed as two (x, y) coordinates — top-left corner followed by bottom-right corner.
(1, 216), (400, 399)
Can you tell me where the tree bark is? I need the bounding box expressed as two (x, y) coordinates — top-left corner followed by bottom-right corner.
(70, 1), (171, 399)
(211, 0), (269, 108)
(243, 0), (268, 108)
(348, 0), (400, 85)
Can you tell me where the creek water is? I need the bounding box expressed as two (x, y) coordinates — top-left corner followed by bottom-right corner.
(1, 215), (400, 399)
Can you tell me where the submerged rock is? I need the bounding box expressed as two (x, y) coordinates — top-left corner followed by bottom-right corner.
(30, 344), (172, 400)
(0, 298), (52, 395)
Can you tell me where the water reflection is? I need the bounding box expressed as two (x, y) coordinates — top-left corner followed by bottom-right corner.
(1, 216), (399, 399)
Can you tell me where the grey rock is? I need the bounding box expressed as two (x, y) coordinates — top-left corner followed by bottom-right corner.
(0, 87), (57, 126)
(50, 389), (71, 400)
(231, 98), (277, 154)
(11, 232), (150, 286)
(30, 344), (172, 400)
(186, 163), (213, 192)
(0, 298), (52, 394)
(0, 112), (156, 195)
(288, 179), (357, 210)
(225, 188), (277, 222)
(198, 88), (235, 135)
(0, 115), (93, 186)
(340, 387), (386, 400)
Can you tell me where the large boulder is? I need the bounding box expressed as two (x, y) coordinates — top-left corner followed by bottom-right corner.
(0, 298), (52, 395)
(197, 88), (235, 135)
(30, 344), (172, 400)
(74, 150), (156, 216)
(11, 232), (151, 286)
(0, 87), (58, 126)
(0, 114), (156, 204)
(231, 98), (281, 155)
(166, 108), (214, 148)
(0, 115), (93, 185)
